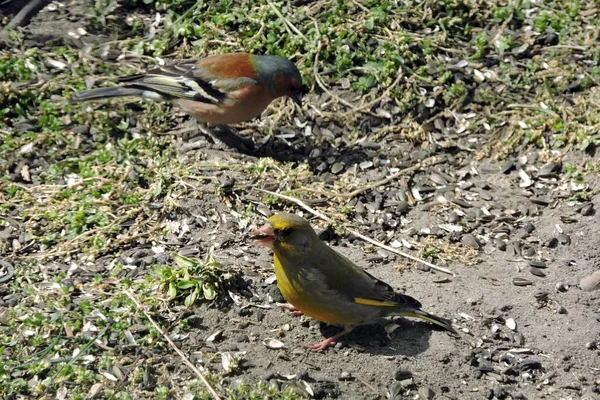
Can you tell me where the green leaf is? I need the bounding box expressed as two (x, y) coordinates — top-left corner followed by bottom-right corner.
(184, 289), (199, 307)
(177, 280), (197, 290)
(202, 283), (217, 300)
(173, 253), (197, 269)
(167, 282), (177, 299)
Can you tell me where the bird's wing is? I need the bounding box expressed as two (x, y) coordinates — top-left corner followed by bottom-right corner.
(118, 63), (256, 104)
(318, 246), (422, 309)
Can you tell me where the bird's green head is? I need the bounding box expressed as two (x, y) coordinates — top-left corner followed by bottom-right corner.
(251, 213), (318, 257)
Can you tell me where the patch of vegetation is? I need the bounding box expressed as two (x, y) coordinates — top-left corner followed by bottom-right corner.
(159, 249), (233, 306)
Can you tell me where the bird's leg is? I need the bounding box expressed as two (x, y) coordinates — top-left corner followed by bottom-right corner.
(197, 123), (256, 154)
(304, 328), (351, 352)
(279, 303), (304, 316)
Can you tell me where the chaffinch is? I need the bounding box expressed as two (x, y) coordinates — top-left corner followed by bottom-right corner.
(72, 52), (304, 125)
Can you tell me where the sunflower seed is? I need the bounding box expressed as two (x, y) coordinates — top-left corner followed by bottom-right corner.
(529, 267), (546, 277)
(529, 260), (547, 269)
(513, 278), (533, 286)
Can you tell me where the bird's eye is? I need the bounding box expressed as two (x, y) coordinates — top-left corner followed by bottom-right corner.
(279, 227), (293, 236)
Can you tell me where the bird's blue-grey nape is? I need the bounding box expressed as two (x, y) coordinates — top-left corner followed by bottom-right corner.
(253, 55), (302, 90)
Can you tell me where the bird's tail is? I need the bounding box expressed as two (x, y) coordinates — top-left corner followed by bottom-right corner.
(71, 87), (150, 102)
(396, 308), (458, 335)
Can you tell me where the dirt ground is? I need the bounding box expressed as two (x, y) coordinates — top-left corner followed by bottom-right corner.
(2, 1), (600, 399)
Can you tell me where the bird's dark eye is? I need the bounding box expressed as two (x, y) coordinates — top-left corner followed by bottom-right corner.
(279, 227), (293, 236)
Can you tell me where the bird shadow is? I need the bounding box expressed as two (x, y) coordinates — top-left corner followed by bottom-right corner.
(178, 122), (374, 174)
(317, 319), (451, 356)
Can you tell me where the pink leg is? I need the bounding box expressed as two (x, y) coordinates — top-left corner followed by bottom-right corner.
(304, 329), (350, 352)
(279, 303), (304, 316)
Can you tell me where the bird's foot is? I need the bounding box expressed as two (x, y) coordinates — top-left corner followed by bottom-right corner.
(304, 337), (337, 352)
(199, 124), (255, 154)
(304, 328), (350, 352)
(279, 303), (303, 316)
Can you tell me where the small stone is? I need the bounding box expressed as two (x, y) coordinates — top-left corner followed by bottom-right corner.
(595, 313), (600, 323)
(389, 382), (403, 398)
(505, 318), (517, 330)
(478, 360), (494, 373)
(522, 246), (535, 257)
(338, 371), (353, 381)
(522, 222), (535, 233)
(236, 334), (250, 343)
(493, 386), (507, 399)
(418, 263), (431, 272)
(495, 238), (507, 251)
(268, 285), (285, 303)
(506, 243), (520, 257)
(555, 282), (568, 292)
(558, 233), (571, 245)
(394, 369), (413, 381)
(554, 302), (567, 314)
(418, 387), (435, 400)
(448, 211), (459, 223)
(331, 162), (345, 174)
(461, 234), (480, 250)
(586, 341), (597, 350)
(580, 203), (594, 216)
(580, 271), (600, 291)
(544, 237), (559, 248)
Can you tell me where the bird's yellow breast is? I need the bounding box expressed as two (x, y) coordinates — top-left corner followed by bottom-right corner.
(273, 254), (359, 326)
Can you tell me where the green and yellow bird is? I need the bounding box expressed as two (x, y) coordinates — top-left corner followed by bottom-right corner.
(251, 213), (457, 351)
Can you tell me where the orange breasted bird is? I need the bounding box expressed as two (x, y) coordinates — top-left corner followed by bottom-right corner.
(72, 52), (303, 125)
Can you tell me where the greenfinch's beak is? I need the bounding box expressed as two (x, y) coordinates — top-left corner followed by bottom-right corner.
(251, 223), (275, 248)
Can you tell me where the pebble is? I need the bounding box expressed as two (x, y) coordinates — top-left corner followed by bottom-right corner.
(586, 341), (597, 350)
(448, 210), (459, 223)
(268, 285), (285, 302)
(522, 222), (535, 233)
(331, 162), (345, 174)
(579, 203), (594, 216)
(389, 382), (403, 398)
(580, 271), (600, 291)
(522, 246), (535, 257)
(338, 371), (353, 381)
(415, 387), (433, 400)
(461, 234), (480, 250)
(493, 386), (507, 399)
(596, 313), (600, 323)
(477, 360), (494, 373)
(394, 369), (412, 381)
(495, 238), (507, 251)
(558, 233), (571, 245)
(544, 237), (558, 248)
(236, 334), (249, 343)
(555, 282), (568, 292)
(506, 243), (520, 257)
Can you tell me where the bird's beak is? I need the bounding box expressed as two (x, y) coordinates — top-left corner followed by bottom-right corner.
(290, 92), (302, 106)
(251, 223), (275, 248)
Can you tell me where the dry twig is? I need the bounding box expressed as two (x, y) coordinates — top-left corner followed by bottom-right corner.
(125, 291), (221, 400)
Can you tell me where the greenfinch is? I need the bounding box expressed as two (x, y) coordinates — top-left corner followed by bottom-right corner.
(252, 213), (457, 351)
